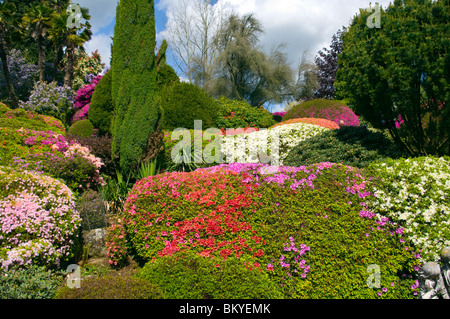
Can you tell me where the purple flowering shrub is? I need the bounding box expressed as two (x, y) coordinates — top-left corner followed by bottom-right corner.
(0, 49), (38, 101)
(19, 81), (75, 127)
(283, 99), (360, 126)
(0, 166), (81, 270)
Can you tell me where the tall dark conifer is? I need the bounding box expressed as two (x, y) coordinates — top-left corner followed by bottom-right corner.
(111, 0), (162, 174)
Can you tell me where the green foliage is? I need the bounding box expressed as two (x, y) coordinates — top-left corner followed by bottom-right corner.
(160, 81), (217, 131)
(0, 264), (63, 299)
(137, 251), (284, 299)
(89, 69), (114, 136)
(76, 190), (107, 231)
(68, 119), (94, 138)
(335, 0), (449, 156)
(55, 272), (164, 299)
(283, 98), (360, 126)
(0, 104), (65, 134)
(109, 163), (419, 299)
(365, 156), (450, 262)
(214, 96), (276, 129)
(157, 63), (179, 89)
(111, 0), (162, 175)
(284, 126), (407, 168)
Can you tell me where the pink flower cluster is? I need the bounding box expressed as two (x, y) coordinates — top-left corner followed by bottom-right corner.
(0, 168), (81, 270)
(72, 74), (103, 123)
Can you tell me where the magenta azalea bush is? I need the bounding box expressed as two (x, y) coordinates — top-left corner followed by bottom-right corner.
(107, 162), (420, 298)
(284, 99), (360, 127)
(0, 166), (81, 270)
(72, 74), (103, 123)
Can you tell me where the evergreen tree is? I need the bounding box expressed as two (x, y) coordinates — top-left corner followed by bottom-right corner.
(111, 0), (162, 174)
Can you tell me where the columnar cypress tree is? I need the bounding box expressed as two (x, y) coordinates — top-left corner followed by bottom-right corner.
(111, 0), (162, 174)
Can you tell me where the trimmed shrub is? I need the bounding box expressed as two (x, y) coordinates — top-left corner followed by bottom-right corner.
(157, 63), (179, 89)
(0, 264), (62, 299)
(214, 97), (276, 132)
(89, 70), (114, 136)
(107, 163), (420, 299)
(283, 99), (360, 126)
(160, 82), (217, 131)
(0, 105), (65, 134)
(55, 271), (164, 299)
(0, 166), (81, 270)
(365, 156), (450, 262)
(137, 250), (283, 299)
(271, 118), (340, 130)
(68, 119), (94, 138)
(284, 126), (407, 168)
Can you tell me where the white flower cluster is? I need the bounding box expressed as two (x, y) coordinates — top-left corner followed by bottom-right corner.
(220, 123), (328, 166)
(367, 156), (450, 262)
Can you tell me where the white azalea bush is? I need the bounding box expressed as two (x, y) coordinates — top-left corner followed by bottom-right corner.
(366, 156), (450, 262)
(0, 166), (81, 270)
(221, 123), (328, 165)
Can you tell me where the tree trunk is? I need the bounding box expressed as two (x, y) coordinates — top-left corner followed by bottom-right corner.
(53, 44), (61, 82)
(0, 31), (18, 108)
(64, 43), (74, 87)
(37, 34), (46, 82)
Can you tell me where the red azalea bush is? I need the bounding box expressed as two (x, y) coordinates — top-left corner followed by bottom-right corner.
(108, 163), (420, 299)
(283, 99), (360, 127)
(271, 118), (340, 130)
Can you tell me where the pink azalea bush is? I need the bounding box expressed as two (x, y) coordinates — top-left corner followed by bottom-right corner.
(2, 127), (105, 192)
(0, 166), (81, 270)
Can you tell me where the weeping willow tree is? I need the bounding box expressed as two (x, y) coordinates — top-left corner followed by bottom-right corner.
(111, 0), (163, 175)
(210, 13), (294, 107)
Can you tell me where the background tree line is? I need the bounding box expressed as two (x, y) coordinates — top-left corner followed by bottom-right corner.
(0, 0), (92, 108)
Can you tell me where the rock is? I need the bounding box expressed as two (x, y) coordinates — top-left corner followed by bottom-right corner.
(82, 228), (108, 258)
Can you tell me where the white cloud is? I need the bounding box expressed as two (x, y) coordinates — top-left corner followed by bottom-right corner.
(84, 33), (113, 68)
(220, 0), (394, 66)
(76, 0), (118, 33)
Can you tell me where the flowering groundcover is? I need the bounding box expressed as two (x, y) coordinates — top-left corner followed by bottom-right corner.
(107, 162), (420, 298)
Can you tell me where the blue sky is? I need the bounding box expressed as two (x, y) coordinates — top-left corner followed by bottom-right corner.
(77, 0), (394, 112)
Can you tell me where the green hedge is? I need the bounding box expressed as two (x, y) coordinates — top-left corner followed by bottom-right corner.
(68, 119), (94, 138)
(284, 126), (407, 168)
(214, 96), (276, 130)
(89, 70), (114, 136)
(160, 82), (217, 131)
(137, 250), (283, 299)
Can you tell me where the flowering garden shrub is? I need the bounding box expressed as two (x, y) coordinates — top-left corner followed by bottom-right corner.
(107, 163), (420, 298)
(19, 81), (75, 127)
(221, 123), (328, 165)
(0, 104), (65, 135)
(0, 166), (81, 270)
(283, 99), (360, 127)
(72, 74), (103, 123)
(365, 156), (450, 262)
(1, 127), (105, 192)
(271, 118), (340, 130)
